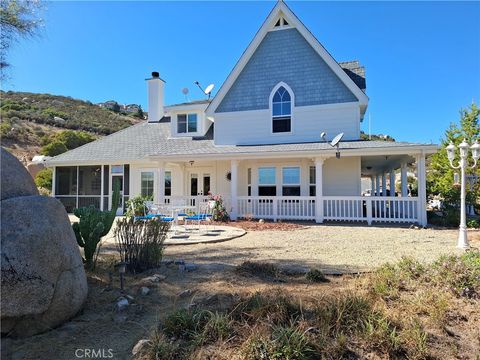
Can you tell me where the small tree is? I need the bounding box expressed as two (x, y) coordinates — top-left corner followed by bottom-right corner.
(134, 105), (144, 119)
(1, 0), (43, 80)
(34, 167), (52, 190)
(40, 141), (68, 156)
(428, 103), (480, 212)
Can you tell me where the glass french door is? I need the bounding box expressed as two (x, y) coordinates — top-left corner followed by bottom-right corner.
(189, 173), (211, 196)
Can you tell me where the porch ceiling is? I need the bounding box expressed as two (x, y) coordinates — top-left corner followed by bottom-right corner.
(361, 154), (414, 176)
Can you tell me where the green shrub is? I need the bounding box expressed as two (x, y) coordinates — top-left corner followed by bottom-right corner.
(305, 268), (329, 283)
(40, 141), (68, 156)
(42, 107), (68, 119)
(369, 263), (401, 299)
(467, 218), (479, 228)
(52, 130), (95, 149)
(232, 292), (301, 325)
(269, 325), (315, 360)
(163, 309), (211, 340)
(125, 195), (151, 217)
(34, 168), (52, 190)
(315, 293), (374, 337)
(114, 217), (170, 273)
(194, 312), (232, 345)
(431, 251), (480, 298)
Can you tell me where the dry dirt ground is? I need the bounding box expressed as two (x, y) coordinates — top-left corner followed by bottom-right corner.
(2, 225), (479, 360)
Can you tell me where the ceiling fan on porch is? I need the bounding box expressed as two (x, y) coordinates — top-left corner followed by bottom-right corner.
(320, 132), (344, 159)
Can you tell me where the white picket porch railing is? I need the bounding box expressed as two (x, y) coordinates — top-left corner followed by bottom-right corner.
(237, 195), (419, 224)
(160, 195), (420, 224)
(237, 196), (316, 221)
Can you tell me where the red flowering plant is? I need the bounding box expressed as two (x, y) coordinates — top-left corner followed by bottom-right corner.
(207, 192), (230, 222)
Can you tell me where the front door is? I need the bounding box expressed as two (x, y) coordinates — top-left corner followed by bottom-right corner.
(111, 175), (124, 215)
(189, 172), (211, 196)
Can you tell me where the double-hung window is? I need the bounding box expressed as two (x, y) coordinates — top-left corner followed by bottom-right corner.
(272, 86), (292, 133)
(258, 167), (276, 196)
(141, 172), (154, 199)
(309, 166), (316, 196)
(177, 113), (198, 134)
(282, 167), (300, 196)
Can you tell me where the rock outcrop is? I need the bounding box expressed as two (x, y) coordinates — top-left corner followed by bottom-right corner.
(1, 147), (88, 337)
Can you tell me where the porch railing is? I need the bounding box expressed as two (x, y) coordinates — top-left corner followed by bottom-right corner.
(237, 196), (419, 224)
(237, 196), (316, 221)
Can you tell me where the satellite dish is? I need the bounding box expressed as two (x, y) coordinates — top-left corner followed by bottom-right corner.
(320, 132), (327, 141)
(182, 87), (189, 95)
(204, 84), (214, 95)
(331, 132), (344, 147)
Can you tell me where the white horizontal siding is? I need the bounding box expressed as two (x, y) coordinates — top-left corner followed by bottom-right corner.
(214, 102), (360, 145)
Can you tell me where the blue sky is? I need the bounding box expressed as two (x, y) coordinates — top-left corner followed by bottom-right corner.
(3, 1), (480, 143)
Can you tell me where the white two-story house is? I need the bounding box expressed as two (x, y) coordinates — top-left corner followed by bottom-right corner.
(48, 1), (437, 225)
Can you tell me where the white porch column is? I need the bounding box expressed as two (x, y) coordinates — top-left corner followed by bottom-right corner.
(251, 166), (259, 196)
(382, 173), (387, 196)
(157, 161), (165, 205)
(100, 165), (104, 210)
(51, 166), (56, 197)
(314, 157), (324, 223)
(375, 174), (381, 196)
(389, 169), (396, 197)
(416, 153), (427, 226)
(401, 163), (408, 197)
(230, 160), (239, 220)
(370, 176), (374, 194)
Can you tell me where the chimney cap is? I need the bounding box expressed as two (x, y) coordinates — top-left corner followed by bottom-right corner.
(146, 71), (165, 82)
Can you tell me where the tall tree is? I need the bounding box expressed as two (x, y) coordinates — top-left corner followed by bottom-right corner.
(0, 0), (42, 80)
(428, 103), (480, 197)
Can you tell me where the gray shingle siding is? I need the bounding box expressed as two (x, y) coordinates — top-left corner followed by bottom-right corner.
(216, 28), (358, 113)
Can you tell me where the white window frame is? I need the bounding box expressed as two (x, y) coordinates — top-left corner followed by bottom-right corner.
(140, 171), (155, 199)
(269, 82), (294, 135)
(177, 113), (198, 134)
(282, 166), (301, 196)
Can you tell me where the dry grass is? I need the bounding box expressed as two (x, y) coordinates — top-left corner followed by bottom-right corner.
(4, 240), (479, 360)
(135, 251), (480, 360)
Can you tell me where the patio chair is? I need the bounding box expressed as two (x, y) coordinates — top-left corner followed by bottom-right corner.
(184, 201), (214, 233)
(171, 198), (189, 217)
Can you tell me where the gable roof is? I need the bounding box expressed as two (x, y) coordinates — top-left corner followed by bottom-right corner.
(208, 1), (369, 114)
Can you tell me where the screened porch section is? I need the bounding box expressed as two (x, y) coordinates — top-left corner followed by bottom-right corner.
(54, 165), (129, 213)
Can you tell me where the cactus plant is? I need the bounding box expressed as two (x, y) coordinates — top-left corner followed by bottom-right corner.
(73, 182), (120, 269)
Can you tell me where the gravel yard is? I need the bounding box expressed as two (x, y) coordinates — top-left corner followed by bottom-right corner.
(163, 224), (480, 273)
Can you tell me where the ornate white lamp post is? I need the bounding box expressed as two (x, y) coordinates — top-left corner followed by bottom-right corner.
(446, 139), (480, 249)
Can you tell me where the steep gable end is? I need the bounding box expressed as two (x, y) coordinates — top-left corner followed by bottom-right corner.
(209, 1), (368, 115)
(217, 28), (358, 113)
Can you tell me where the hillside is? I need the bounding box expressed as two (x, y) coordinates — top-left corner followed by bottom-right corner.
(0, 91), (143, 163)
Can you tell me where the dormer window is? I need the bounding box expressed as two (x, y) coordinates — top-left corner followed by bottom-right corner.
(272, 86), (292, 133)
(177, 113), (197, 134)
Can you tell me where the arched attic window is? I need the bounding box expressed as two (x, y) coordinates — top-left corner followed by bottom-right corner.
(272, 85), (292, 133)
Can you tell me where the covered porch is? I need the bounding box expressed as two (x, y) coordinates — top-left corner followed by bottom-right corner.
(51, 148), (430, 226)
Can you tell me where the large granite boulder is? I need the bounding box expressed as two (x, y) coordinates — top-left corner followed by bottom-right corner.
(1, 148), (38, 201)
(1, 148), (88, 337)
